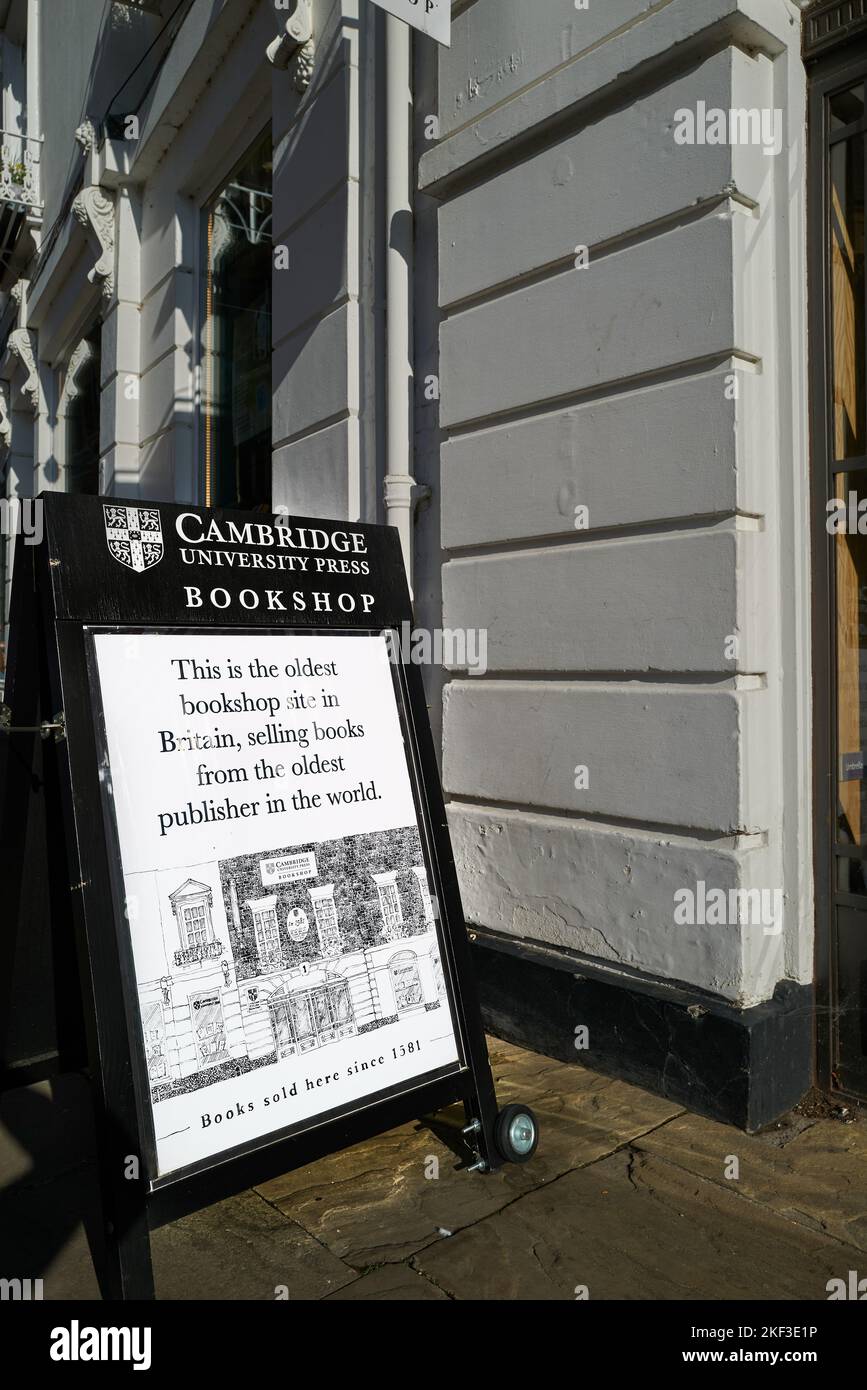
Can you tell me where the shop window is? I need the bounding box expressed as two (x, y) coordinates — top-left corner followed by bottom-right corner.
(141, 1000), (167, 1083)
(270, 980), (355, 1058)
(191, 991), (227, 1068)
(389, 951), (423, 1011)
(431, 946), (446, 1001)
(202, 128), (272, 510)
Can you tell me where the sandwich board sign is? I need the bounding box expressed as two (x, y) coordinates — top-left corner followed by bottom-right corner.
(0, 493), (536, 1300)
(370, 0), (451, 47)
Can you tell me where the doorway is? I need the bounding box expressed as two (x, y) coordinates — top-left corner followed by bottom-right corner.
(808, 8), (867, 1100)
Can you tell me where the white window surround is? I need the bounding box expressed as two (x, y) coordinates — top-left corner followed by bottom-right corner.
(169, 879), (215, 950)
(373, 870), (404, 938)
(246, 893), (281, 961)
(411, 866), (434, 922)
(309, 883), (340, 957)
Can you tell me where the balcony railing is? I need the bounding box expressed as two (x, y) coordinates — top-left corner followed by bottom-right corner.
(0, 132), (41, 214)
(173, 939), (223, 968)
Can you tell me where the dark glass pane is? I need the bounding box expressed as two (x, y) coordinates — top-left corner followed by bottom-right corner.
(835, 907), (867, 1094)
(203, 130), (272, 510)
(836, 856), (867, 894)
(831, 83), (865, 131)
(831, 134), (865, 461)
(835, 477), (867, 845)
(66, 335), (101, 494)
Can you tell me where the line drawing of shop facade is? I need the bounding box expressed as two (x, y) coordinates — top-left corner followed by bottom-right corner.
(132, 826), (446, 1103)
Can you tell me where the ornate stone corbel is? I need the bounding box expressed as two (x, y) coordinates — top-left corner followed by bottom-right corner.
(72, 185), (116, 301)
(75, 120), (96, 155)
(294, 38), (315, 93)
(267, 0), (314, 91)
(0, 381), (11, 449)
(60, 338), (97, 412)
(7, 328), (40, 413)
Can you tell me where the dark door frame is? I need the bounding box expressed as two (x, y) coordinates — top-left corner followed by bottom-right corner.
(806, 15), (867, 1099)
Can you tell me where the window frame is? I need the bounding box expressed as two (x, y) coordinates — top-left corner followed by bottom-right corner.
(197, 125), (273, 510)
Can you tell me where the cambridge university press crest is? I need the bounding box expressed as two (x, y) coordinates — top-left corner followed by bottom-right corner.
(103, 505), (164, 573)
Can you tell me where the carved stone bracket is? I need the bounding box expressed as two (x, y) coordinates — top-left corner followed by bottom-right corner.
(74, 120), (97, 155)
(295, 39), (315, 93)
(7, 329), (40, 413)
(0, 382), (11, 449)
(60, 338), (97, 413)
(267, 0), (314, 91)
(72, 185), (116, 301)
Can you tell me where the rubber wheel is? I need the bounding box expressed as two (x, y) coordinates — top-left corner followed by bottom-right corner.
(494, 1104), (539, 1164)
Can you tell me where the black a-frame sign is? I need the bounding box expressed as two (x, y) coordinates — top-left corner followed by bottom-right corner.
(0, 493), (537, 1300)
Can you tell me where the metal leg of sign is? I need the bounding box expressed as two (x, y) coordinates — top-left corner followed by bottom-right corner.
(45, 743), (156, 1298)
(0, 540), (41, 1085)
(38, 607), (157, 1301)
(1, 541), (87, 1084)
(91, 1137), (155, 1301)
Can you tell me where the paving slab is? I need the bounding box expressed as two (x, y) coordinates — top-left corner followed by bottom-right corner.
(414, 1148), (855, 1301)
(256, 1057), (682, 1268)
(636, 1111), (867, 1252)
(0, 1076), (96, 1189)
(0, 1163), (102, 1300)
(323, 1264), (450, 1300)
(152, 1189), (355, 1301)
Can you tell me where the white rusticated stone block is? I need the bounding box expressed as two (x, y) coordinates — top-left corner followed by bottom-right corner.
(138, 347), (190, 447)
(441, 368), (767, 547)
(421, 0), (796, 189)
(448, 803), (783, 1005)
(271, 182), (357, 342)
(439, 207), (770, 428)
(272, 301), (358, 445)
(272, 418), (352, 520)
(139, 275), (188, 378)
(273, 61), (356, 230)
(437, 0), (663, 139)
(438, 49), (772, 307)
(101, 299), (142, 389)
(442, 679), (776, 835)
(442, 524), (767, 674)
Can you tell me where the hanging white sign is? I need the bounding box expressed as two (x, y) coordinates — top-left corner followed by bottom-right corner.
(370, 0), (451, 48)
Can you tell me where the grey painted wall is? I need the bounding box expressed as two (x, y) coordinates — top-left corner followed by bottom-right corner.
(415, 0), (811, 1008)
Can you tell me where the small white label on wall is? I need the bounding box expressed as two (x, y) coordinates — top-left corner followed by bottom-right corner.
(370, 0), (451, 47)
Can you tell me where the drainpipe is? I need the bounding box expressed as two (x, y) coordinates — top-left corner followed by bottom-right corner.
(26, 0), (41, 244)
(384, 15), (419, 594)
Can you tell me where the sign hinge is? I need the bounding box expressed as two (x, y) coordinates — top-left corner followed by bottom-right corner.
(0, 705), (66, 741)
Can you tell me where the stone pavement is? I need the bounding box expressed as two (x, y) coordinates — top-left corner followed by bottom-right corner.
(1, 1038), (864, 1300)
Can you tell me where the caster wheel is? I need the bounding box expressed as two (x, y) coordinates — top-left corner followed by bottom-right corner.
(494, 1104), (539, 1164)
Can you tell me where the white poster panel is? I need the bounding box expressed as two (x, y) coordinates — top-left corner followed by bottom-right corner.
(370, 0), (451, 47)
(90, 630), (461, 1179)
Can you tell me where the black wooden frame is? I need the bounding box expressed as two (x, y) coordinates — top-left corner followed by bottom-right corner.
(807, 32), (867, 1100)
(6, 494), (502, 1298)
